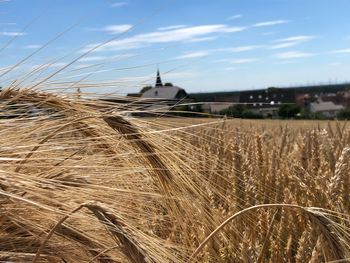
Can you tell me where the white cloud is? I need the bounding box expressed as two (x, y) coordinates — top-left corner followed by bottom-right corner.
(157, 25), (187, 31)
(269, 35), (316, 49)
(0, 65), (14, 72)
(187, 36), (217, 43)
(227, 14), (243, 21)
(80, 56), (108, 62)
(23, 44), (41, 49)
(30, 62), (66, 70)
(253, 20), (288, 27)
(177, 46), (261, 62)
(83, 24), (248, 52)
(208, 45), (263, 55)
(274, 35), (316, 43)
(229, 58), (259, 64)
(0, 31), (25, 36)
(71, 63), (95, 70)
(176, 51), (208, 59)
(117, 74), (154, 83)
(270, 42), (300, 49)
(49, 62), (66, 68)
(217, 45), (263, 53)
(274, 51), (314, 59)
(85, 20), (289, 53)
(111, 2), (127, 7)
(79, 53), (134, 62)
(331, 48), (350, 54)
(87, 41), (146, 52)
(103, 24), (133, 34)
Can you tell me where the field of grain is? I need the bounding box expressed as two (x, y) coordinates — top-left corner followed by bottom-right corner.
(1, 89), (350, 262)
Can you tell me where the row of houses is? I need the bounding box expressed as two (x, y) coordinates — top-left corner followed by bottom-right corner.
(2, 71), (348, 119)
(106, 70), (350, 118)
(191, 85), (350, 118)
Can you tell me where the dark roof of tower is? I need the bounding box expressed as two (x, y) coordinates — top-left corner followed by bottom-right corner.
(155, 69), (163, 87)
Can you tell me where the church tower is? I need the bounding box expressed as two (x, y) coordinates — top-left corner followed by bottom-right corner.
(155, 69), (163, 87)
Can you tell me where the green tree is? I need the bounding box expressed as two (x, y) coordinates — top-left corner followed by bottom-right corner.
(337, 108), (350, 120)
(140, 86), (152, 93)
(172, 104), (204, 117)
(278, 104), (301, 119)
(220, 104), (245, 118)
(220, 104), (263, 119)
(164, 82), (173, 86)
(241, 109), (263, 119)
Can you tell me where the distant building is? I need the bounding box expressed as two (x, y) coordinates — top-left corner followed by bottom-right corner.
(309, 100), (344, 118)
(142, 86), (187, 100)
(321, 90), (350, 108)
(190, 87), (296, 116)
(189, 91), (240, 103)
(141, 70), (188, 101)
(201, 102), (236, 113)
(100, 70), (189, 116)
(237, 87), (296, 117)
(239, 87), (296, 106)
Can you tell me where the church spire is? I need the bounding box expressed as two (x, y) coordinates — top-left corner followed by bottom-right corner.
(155, 68), (163, 87)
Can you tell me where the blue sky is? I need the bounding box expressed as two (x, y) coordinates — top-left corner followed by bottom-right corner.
(1, 0), (350, 94)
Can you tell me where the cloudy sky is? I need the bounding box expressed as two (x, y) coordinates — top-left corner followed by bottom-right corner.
(1, 0), (350, 94)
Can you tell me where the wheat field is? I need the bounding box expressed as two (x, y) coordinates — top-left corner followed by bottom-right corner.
(0, 89), (349, 262)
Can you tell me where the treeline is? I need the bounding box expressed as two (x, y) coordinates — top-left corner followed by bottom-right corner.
(219, 104), (350, 120)
(172, 104), (350, 119)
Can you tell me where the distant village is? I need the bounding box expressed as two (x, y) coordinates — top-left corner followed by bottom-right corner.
(125, 70), (350, 119)
(1, 70), (349, 119)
